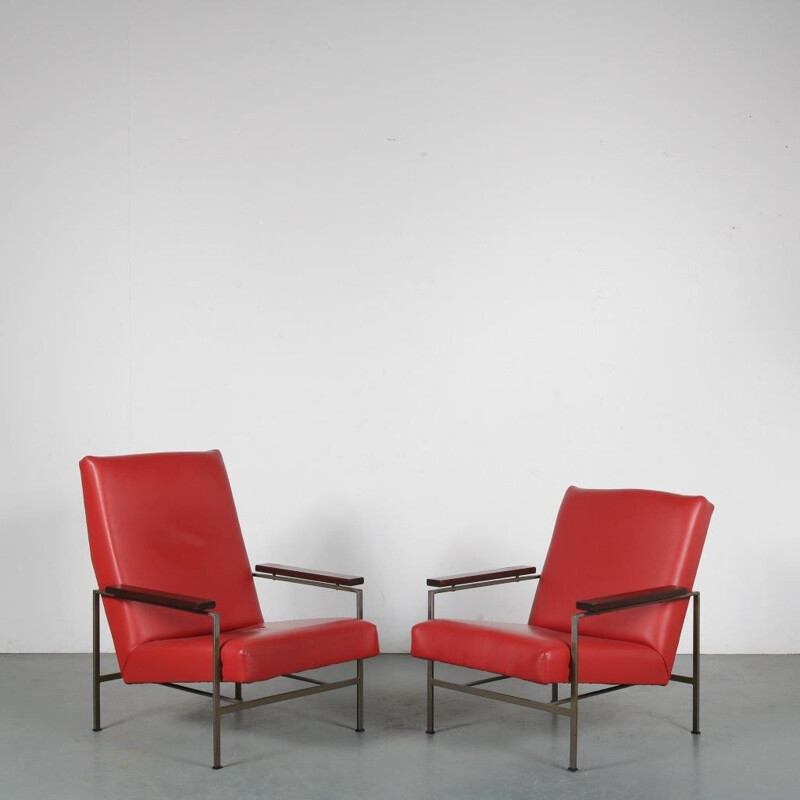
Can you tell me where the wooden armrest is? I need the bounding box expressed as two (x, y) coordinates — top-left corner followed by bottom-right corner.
(576, 585), (690, 613)
(427, 565), (537, 588)
(254, 563), (364, 587)
(104, 584), (216, 612)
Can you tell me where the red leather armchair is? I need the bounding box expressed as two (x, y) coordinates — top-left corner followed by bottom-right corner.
(411, 486), (713, 771)
(81, 450), (380, 768)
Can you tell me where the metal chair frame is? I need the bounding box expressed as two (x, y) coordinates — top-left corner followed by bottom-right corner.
(92, 572), (366, 769)
(424, 574), (700, 771)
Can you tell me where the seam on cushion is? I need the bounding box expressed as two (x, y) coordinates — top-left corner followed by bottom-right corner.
(120, 640), (153, 676)
(119, 642), (135, 676)
(542, 636), (571, 682)
(122, 622), (221, 676)
(653, 645), (670, 683)
(125, 631), (237, 679)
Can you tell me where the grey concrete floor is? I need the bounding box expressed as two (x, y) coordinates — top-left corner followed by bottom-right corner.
(0, 653), (798, 799)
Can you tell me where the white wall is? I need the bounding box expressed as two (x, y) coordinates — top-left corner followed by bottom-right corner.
(2, 1), (799, 654)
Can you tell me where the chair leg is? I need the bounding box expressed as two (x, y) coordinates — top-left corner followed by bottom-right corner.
(568, 684), (579, 771)
(211, 614), (222, 770)
(551, 683), (559, 703)
(92, 590), (102, 732)
(356, 659), (365, 732)
(568, 615), (580, 771)
(234, 682), (242, 701)
(692, 592), (700, 735)
(426, 660), (435, 734)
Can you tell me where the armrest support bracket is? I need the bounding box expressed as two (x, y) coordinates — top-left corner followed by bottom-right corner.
(426, 566), (540, 620)
(254, 563), (364, 587)
(427, 565), (537, 588)
(253, 564), (364, 619)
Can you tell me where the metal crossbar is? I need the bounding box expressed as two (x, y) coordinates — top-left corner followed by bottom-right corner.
(551, 683), (631, 706)
(432, 677), (572, 717)
(465, 674), (510, 687)
(219, 678), (359, 715)
(159, 682), (239, 703)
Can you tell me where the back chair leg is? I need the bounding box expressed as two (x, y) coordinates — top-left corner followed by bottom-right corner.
(356, 659), (364, 732)
(234, 682), (242, 702)
(692, 592), (700, 735)
(426, 660), (435, 734)
(551, 683), (558, 703)
(92, 590), (102, 732)
(211, 613), (222, 770)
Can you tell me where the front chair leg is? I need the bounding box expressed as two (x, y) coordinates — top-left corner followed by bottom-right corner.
(92, 590), (102, 732)
(692, 591), (700, 735)
(426, 660), (435, 734)
(356, 659), (364, 732)
(211, 613), (222, 770)
(568, 614), (580, 771)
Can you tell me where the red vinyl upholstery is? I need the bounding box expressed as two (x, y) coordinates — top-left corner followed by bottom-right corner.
(80, 451), (379, 683)
(411, 487), (713, 686)
(124, 619), (380, 684)
(411, 620), (669, 685)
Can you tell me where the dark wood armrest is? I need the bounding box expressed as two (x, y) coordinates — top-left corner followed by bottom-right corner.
(104, 584), (216, 612)
(427, 565), (537, 588)
(576, 585), (690, 613)
(254, 563), (364, 587)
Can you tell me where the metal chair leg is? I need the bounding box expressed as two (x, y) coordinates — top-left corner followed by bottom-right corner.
(92, 590), (101, 732)
(426, 660), (435, 734)
(356, 659), (365, 732)
(234, 682), (242, 701)
(211, 614), (222, 769)
(568, 614), (580, 771)
(692, 592), (700, 735)
(551, 683), (559, 703)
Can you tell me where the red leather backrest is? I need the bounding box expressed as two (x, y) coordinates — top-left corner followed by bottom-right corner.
(530, 487), (713, 669)
(80, 451), (263, 667)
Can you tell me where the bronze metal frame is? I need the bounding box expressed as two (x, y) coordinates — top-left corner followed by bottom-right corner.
(424, 576), (700, 771)
(92, 573), (366, 769)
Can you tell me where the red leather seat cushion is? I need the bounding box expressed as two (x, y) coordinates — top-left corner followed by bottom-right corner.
(411, 619), (669, 685)
(123, 618), (380, 684)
